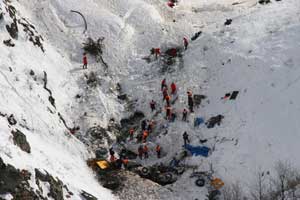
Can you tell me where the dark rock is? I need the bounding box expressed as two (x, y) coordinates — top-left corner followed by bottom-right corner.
(86, 72), (98, 85)
(120, 111), (145, 128)
(6, 20), (18, 39)
(81, 190), (97, 200)
(224, 19), (232, 26)
(75, 94), (81, 99)
(3, 39), (15, 47)
(259, 0), (271, 4)
(35, 169), (64, 200)
(0, 158), (23, 194)
(95, 148), (108, 159)
(29, 70), (35, 76)
(11, 129), (31, 153)
(191, 31), (202, 41)
(7, 114), (17, 125)
(117, 94), (127, 101)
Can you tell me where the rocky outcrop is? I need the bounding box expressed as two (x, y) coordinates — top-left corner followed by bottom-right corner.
(11, 129), (31, 153)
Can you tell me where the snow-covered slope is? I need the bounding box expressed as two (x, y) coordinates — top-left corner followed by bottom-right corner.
(1, 0), (300, 199)
(0, 0), (116, 199)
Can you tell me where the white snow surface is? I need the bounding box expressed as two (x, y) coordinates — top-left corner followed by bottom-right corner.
(1, 0), (300, 199)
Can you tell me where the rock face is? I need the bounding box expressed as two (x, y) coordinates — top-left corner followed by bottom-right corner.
(11, 129), (31, 153)
(35, 169), (64, 200)
(0, 157), (40, 199)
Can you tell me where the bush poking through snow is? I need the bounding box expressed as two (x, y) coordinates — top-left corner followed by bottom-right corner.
(83, 37), (104, 59)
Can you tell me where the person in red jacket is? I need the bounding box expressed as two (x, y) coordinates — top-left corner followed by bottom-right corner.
(171, 82), (177, 94)
(161, 78), (167, 90)
(167, 1), (175, 8)
(82, 53), (88, 69)
(183, 37), (189, 50)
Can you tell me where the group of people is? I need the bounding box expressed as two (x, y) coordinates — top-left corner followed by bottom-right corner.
(138, 144), (161, 160)
(150, 37), (189, 59)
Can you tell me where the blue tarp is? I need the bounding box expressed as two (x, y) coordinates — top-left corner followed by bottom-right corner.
(184, 144), (210, 157)
(194, 117), (204, 127)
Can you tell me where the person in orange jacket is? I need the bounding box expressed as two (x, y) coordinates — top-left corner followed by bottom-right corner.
(129, 128), (134, 140)
(143, 145), (149, 159)
(122, 158), (129, 168)
(156, 144), (161, 158)
(142, 130), (149, 143)
(171, 82), (177, 94)
(166, 106), (172, 119)
(165, 95), (171, 106)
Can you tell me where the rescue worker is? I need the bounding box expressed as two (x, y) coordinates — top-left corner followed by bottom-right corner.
(143, 145), (149, 159)
(182, 109), (188, 121)
(165, 94), (171, 106)
(156, 144), (161, 158)
(150, 100), (156, 112)
(183, 37), (189, 50)
(109, 147), (115, 157)
(187, 91), (194, 112)
(147, 120), (155, 132)
(171, 82), (177, 94)
(129, 128), (134, 140)
(183, 131), (190, 146)
(166, 106), (172, 119)
(161, 78), (167, 90)
(162, 87), (168, 100)
(110, 154), (116, 162)
(122, 157), (129, 168)
(151, 48), (161, 59)
(142, 130), (149, 143)
(167, 1), (175, 8)
(141, 119), (147, 131)
(138, 145), (143, 159)
(82, 53), (88, 69)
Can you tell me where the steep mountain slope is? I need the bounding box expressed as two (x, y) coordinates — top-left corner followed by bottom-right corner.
(1, 0), (300, 199)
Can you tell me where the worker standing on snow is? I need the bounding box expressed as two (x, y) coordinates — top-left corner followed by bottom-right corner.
(166, 106), (172, 119)
(162, 87), (168, 101)
(187, 91), (194, 112)
(156, 144), (161, 158)
(183, 131), (190, 146)
(141, 119), (147, 131)
(165, 94), (171, 106)
(143, 145), (149, 159)
(151, 48), (161, 59)
(171, 82), (177, 94)
(142, 130), (149, 143)
(138, 145), (143, 159)
(182, 108), (188, 121)
(129, 128), (134, 140)
(82, 53), (88, 69)
(183, 37), (189, 50)
(150, 100), (156, 112)
(161, 78), (167, 91)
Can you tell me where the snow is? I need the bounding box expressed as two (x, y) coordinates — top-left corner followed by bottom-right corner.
(1, 0), (300, 199)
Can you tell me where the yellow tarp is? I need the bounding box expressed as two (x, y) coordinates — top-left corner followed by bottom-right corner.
(96, 160), (109, 169)
(211, 178), (224, 189)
